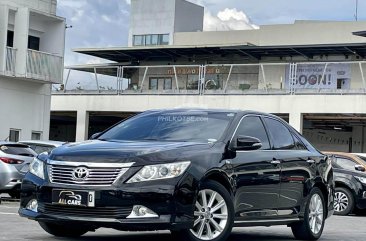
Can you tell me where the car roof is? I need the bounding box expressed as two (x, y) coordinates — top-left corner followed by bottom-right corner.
(0, 141), (27, 146)
(19, 140), (65, 146)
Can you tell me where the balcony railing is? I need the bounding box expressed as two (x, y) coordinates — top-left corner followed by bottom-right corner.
(5, 47), (16, 76)
(54, 61), (366, 95)
(26, 49), (63, 83)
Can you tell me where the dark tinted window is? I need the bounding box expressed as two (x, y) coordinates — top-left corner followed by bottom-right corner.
(99, 112), (236, 143)
(264, 118), (295, 150)
(234, 116), (270, 150)
(7, 30), (14, 47)
(292, 134), (307, 150)
(333, 157), (357, 171)
(28, 36), (40, 51)
(0, 144), (35, 157)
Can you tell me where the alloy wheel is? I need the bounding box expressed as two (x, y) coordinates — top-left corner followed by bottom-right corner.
(190, 189), (228, 240)
(308, 193), (324, 235)
(334, 191), (349, 212)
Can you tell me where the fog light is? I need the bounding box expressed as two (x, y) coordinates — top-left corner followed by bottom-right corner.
(126, 205), (158, 219)
(26, 199), (38, 212)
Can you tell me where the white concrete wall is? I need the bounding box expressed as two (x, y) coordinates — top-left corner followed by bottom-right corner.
(51, 94), (366, 142)
(0, 0), (57, 15)
(174, 21), (366, 46)
(129, 0), (176, 46)
(174, 0), (203, 33)
(0, 76), (51, 141)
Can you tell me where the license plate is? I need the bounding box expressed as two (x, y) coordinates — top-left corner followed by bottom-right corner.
(52, 189), (95, 207)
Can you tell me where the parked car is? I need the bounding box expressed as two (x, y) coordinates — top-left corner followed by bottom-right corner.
(19, 109), (334, 241)
(18, 140), (65, 154)
(353, 153), (366, 164)
(0, 142), (37, 198)
(324, 152), (366, 216)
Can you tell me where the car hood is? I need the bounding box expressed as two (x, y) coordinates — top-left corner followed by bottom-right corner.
(48, 140), (211, 165)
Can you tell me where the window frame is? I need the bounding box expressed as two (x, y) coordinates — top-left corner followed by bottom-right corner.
(163, 78), (172, 90)
(9, 129), (21, 142)
(31, 131), (42, 140)
(149, 78), (159, 90)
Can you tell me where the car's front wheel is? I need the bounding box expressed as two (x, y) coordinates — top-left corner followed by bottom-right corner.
(172, 180), (234, 241)
(334, 187), (354, 216)
(291, 187), (325, 240)
(38, 222), (89, 237)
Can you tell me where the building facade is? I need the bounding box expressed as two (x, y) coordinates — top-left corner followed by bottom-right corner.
(0, 0), (65, 141)
(52, 0), (366, 153)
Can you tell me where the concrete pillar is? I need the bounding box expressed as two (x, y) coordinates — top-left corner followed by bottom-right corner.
(289, 112), (303, 134)
(13, 7), (29, 77)
(0, 5), (9, 74)
(76, 111), (89, 142)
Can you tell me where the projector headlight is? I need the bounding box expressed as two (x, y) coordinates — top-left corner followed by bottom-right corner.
(127, 161), (190, 183)
(29, 158), (45, 180)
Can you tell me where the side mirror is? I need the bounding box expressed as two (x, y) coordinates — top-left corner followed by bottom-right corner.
(355, 165), (366, 172)
(234, 136), (262, 151)
(90, 132), (101, 140)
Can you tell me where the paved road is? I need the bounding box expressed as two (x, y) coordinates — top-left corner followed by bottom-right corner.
(1, 201), (366, 241)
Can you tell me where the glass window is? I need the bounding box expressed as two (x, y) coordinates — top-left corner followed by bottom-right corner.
(145, 35), (152, 45)
(151, 35), (158, 45)
(149, 78), (158, 90)
(333, 157), (357, 171)
(264, 118), (295, 150)
(98, 111), (236, 143)
(161, 34), (169, 45)
(28, 35), (40, 51)
(292, 134), (307, 150)
(7, 30), (14, 47)
(9, 129), (20, 142)
(164, 78), (172, 90)
(234, 116), (270, 150)
(0, 144), (35, 157)
(31, 132), (42, 140)
(133, 35), (144, 46)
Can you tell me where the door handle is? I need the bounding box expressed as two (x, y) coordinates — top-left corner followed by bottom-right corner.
(271, 160), (281, 165)
(307, 159), (316, 164)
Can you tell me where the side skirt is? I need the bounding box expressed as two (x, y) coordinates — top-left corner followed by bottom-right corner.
(234, 218), (301, 227)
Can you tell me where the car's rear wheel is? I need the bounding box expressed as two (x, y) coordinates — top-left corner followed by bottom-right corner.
(171, 180), (234, 241)
(334, 187), (354, 216)
(291, 187), (325, 240)
(38, 222), (89, 237)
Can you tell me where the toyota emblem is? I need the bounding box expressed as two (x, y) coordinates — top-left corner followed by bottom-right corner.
(72, 167), (89, 180)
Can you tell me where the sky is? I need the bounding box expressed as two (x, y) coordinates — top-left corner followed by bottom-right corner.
(57, 0), (366, 66)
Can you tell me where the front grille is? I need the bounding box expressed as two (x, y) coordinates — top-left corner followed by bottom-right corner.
(38, 203), (132, 219)
(48, 164), (130, 186)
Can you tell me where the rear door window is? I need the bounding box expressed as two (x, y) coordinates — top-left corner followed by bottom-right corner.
(263, 118), (296, 150)
(0, 144), (35, 157)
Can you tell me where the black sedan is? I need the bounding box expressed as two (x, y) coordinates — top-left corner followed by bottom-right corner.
(19, 109), (334, 241)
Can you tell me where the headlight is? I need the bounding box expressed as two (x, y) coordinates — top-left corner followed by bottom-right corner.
(355, 176), (366, 185)
(29, 158), (45, 180)
(127, 161), (190, 183)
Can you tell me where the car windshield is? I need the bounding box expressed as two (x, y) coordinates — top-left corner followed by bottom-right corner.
(98, 111), (236, 143)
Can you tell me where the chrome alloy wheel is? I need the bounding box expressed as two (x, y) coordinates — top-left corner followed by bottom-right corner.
(334, 191), (349, 212)
(308, 194), (324, 235)
(190, 189), (228, 240)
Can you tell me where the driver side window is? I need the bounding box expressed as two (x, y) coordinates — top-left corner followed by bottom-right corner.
(234, 116), (270, 150)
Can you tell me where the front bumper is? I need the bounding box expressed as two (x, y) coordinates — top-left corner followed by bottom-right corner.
(19, 172), (197, 231)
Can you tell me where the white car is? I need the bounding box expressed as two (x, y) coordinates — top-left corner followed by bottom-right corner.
(18, 140), (65, 154)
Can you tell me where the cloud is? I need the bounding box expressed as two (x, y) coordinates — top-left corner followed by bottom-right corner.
(204, 8), (258, 31)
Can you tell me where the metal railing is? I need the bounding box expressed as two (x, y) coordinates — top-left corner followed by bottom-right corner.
(26, 49), (63, 83)
(55, 61), (366, 96)
(5, 47), (16, 76)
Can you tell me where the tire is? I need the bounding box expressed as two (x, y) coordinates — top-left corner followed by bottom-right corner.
(7, 190), (20, 199)
(334, 187), (354, 216)
(171, 180), (234, 241)
(38, 222), (89, 237)
(291, 187), (326, 240)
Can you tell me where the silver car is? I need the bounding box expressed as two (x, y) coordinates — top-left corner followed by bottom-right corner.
(0, 142), (37, 198)
(19, 140), (65, 154)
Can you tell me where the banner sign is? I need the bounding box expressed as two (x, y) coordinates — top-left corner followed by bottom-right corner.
(285, 63), (351, 89)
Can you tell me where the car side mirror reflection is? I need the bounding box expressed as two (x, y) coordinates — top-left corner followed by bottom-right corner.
(234, 136), (262, 151)
(355, 165), (366, 172)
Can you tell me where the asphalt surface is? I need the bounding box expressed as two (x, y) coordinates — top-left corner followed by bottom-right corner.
(1, 201), (366, 241)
